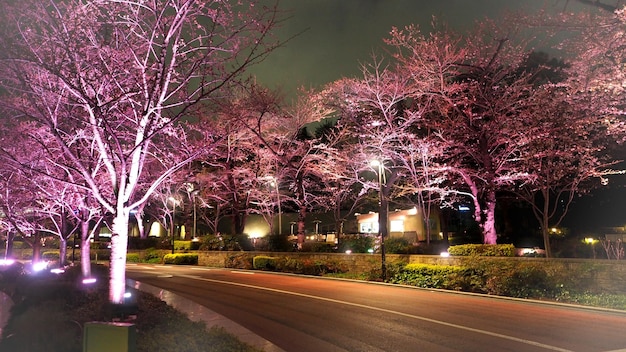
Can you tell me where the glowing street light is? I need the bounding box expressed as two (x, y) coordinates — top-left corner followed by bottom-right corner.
(185, 183), (200, 240)
(266, 176), (282, 236)
(168, 197), (179, 254)
(370, 159), (387, 281)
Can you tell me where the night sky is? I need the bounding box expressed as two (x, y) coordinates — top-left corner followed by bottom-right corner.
(251, 0), (595, 95)
(250, 0), (626, 234)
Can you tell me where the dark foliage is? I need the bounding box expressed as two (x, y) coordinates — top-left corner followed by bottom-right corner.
(0, 265), (260, 352)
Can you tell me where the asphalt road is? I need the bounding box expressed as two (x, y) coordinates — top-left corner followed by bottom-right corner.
(126, 265), (626, 352)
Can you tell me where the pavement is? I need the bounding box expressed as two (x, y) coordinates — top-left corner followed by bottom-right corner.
(127, 279), (285, 352)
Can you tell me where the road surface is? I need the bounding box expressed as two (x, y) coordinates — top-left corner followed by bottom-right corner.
(126, 264), (626, 352)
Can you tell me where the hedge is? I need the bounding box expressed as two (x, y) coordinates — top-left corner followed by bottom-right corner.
(253, 256), (278, 270)
(448, 244), (516, 257)
(390, 263), (465, 289)
(163, 253), (198, 265)
(391, 259), (598, 299)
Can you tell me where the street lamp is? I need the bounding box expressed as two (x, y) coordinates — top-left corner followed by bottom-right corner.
(185, 183), (200, 240)
(370, 159), (387, 281)
(168, 197), (179, 254)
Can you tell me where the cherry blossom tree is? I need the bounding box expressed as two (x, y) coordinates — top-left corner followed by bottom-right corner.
(274, 91), (347, 248)
(386, 20), (549, 244)
(0, 0), (281, 304)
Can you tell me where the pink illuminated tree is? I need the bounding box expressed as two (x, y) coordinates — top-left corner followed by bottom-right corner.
(0, 0), (281, 304)
(511, 6), (626, 256)
(385, 21), (550, 244)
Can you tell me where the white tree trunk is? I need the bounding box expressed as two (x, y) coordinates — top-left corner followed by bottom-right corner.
(80, 219), (92, 278)
(109, 209), (130, 304)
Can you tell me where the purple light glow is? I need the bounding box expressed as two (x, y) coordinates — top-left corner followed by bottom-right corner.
(0, 259), (15, 266)
(82, 277), (97, 285)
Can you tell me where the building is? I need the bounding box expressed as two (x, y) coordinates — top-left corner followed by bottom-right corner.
(355, 207), (441, 243)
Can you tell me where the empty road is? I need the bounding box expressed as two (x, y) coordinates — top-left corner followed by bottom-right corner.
(126, 264), (626, 352)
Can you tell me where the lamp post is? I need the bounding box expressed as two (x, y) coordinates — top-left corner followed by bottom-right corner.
(168, 197), (178, 254)
(185, 183), (199, 240)
(371, 159), (387, 281)
(270, 178), (282, 235)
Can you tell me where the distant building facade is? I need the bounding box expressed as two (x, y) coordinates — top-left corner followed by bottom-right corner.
(355, 207), (441, 243)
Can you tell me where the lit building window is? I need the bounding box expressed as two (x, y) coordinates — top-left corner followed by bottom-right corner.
(390, 220), (404, 232)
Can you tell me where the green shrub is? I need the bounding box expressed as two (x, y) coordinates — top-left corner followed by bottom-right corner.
(143, 248), (162, 263)
(391, 263), (465, 289)
(276, 257), (304, 273)
(448, 244), (516, 257)
(267, 235), (294, 252)
(456, 258), (598, 299)
(163, 253), (198, 265)
(385, 237), (412, 254)
(128, 236), (160, 250)
(42, 251), (60, 260)
(90, 249), (111, 261)
(301, 242), (335, 252)
(190, 240), (201, 251)
(174, 240), (191, 251)
(43, 237), (61, 249)
(11, 241), (26, 249)
(337, 234), (375, 253)
(253, 256), (278, 270)
(481, 261), (552, 298)
(225, 253), (254, 269)
(126, 253), (141, 263)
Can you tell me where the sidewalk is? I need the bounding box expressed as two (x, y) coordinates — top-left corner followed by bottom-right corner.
(127, 279), (285, 352)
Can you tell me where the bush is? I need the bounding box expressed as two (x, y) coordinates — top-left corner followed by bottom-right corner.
(126, 253), (141, 263)
(128, 237), (160, 250)
(163, 253), (198, 265)
(385, 237), (412, 254)
(266, 235), (294, 252)
(174, 240), (191, 251)
(143, 248), (163, 263)
(301, 242), (335, 253)
(448, 244), (516, 257)
(253, 256), (278, 270)
(11, 241), (26, 250)
(91, 249), (111, 261)
(337, 234), (375, 253)
(225, 253), (253, 269)
(42, 251), (60, 261)
(389, 258), (599, 300)
(391, 263), (465, 289)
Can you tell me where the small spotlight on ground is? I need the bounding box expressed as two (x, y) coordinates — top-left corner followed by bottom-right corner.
(82, 277), (97, 285)
(367, 249), (374, 254)
(440, 251), (450, 257)
(50, 267), (66, 274)
(345, 250), (352, 254)
(31, 261), (49, 272)
(0, 259), (15, 266)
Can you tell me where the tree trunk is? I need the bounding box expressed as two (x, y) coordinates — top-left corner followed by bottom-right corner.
(26, 233), (42, 263)
(4, 232), (14, 259)
(482, 190), (498, 244)
(58, 238), (67, 267)
(80, 219), (92, 278)
(541, 193), (553, 258)
(297, 204), (306, 249)
(135, 210), (146, 239)
(109, 209), (130, 304)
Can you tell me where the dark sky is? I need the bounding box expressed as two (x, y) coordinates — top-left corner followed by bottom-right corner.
(251, 0), (598, 95)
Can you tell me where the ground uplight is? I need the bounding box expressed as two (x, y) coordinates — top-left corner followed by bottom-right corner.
(0, 258), (15, 266)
